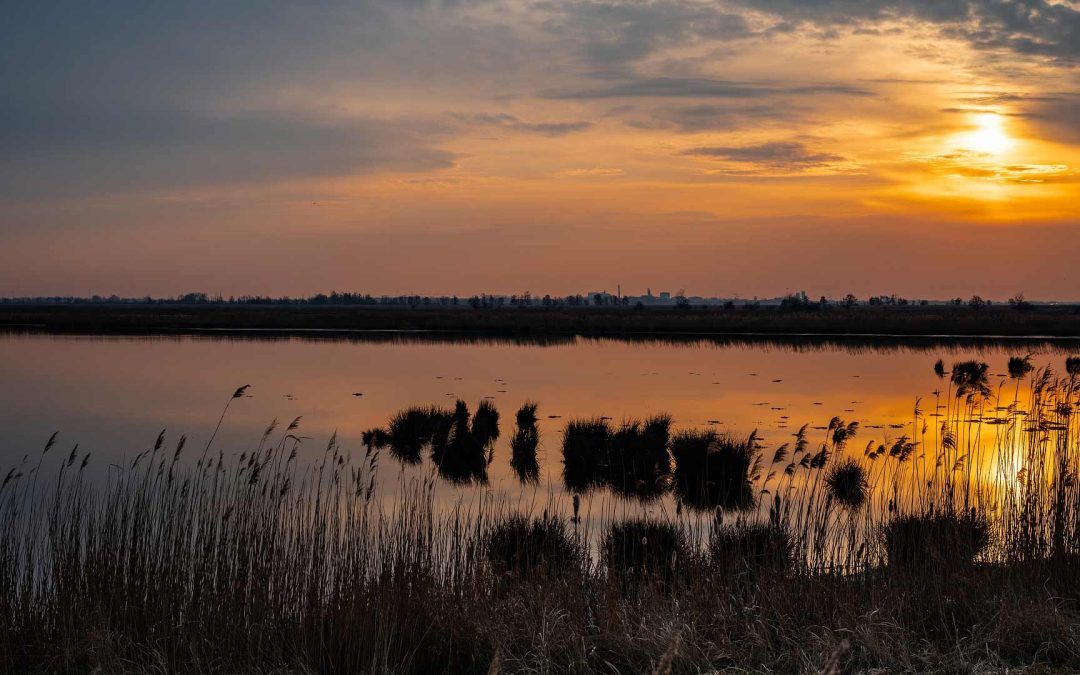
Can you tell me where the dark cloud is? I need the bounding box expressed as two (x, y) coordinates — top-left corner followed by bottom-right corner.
(728, 0), (1080, 61)
(449, 113), (591, 136)
(549, 76), (873, 99)
(0, 107), (456, 198)
(1016, 93), (1080, 144)
(683, 141), (845, 172)
(539, 1), (754, 66)
(631, 103), (802, 132)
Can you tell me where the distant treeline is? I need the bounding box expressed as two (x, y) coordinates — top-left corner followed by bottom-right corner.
(0, 290), (1058, 309)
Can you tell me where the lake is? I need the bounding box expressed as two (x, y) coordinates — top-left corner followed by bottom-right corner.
(3, 331), (1077, 519)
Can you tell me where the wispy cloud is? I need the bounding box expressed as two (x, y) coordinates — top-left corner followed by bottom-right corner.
(682, 141), (849, 174)
(448, 113), (591, 136)
(548, 77), (873, 100)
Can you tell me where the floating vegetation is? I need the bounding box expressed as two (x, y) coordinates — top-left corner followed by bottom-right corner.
(5, 355), (1080, 671)
(471, 399), (500, 449)
(605, 415), (672, 501)
(510, 403), (540, 484)
(670, 430), (760, 511)
(515, 401), (539, 429)
(561, 418), (611, 493)
(431, 400), (490, 484)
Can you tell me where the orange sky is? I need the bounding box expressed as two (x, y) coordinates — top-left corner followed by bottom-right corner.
(1, 1), (1078, 299)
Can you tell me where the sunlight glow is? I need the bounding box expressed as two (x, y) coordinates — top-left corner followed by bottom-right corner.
(957, 113), (1013, 156)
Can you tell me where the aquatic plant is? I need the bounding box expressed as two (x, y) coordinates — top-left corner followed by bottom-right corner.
(671, 430), (760, 511)
(386, 406), (452, 464)
(605, 415), (672, 500)
(951, 360), (991, 400)
(484, 513), (581, 578)
(602, 519), (688, 585)
(884, 510), (990, 572)
(561, 418), (611, 493)
(471, 399), (500, 448)
(515, 401), (539, 430)
(709, 519), (792, 576)
(1008, 354), (1034, 380)
(825, 458), (869, 510)
(510, 427), (540, 484)
(431, 400), (489, 484)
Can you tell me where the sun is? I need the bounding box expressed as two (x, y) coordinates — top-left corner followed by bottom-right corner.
(957, 113), (1013, 156)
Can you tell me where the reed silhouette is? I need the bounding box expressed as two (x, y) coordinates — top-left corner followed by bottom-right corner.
(6, 358), (1080, 672)
(431, 401), (490, 484)
(670, 430), (761, 511)
(884, 510), (990, 573)
(605, 415), (673, 500)
(561, 418), (611, 493)
(602, 519), (688, 586)
(365, 405), (452, 464)
(509, 402), (540, 484)
(484, 512), (581, 579)
(824, 457), (869, 509)
(709, 519), (793, 576)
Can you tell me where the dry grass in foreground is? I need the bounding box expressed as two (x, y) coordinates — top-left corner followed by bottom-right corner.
(4, 361), (1080, 673)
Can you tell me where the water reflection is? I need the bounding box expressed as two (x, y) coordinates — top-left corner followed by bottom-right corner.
(2, 331), (1079, 526)
(6, 326), (1080, 354)
(509, 403), (540, 484)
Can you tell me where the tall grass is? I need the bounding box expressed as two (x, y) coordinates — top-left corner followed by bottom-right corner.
(5, 356), (1080, 672)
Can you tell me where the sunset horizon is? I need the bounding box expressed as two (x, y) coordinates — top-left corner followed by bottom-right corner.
(4, 3), (1080, 673)
(3, 1), (1079, 299)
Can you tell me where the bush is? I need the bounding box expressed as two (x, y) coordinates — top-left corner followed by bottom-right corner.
(884, 510), (990, 572)
(562, 419), (611, 493)
(484, 514), (581, 578)
(671, 431), (758, 511)
(605, 416), (672, 500)
(602, 519), (689, 584)
(710, 520), (793, 576)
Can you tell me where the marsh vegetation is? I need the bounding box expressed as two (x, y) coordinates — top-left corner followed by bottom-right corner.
(4, 356), (1080, 672)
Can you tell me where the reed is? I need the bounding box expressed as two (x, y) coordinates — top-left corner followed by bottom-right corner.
(483, 512), (581, 578)
(670, 430), (760, 511)
(561, 418), (611, 493)
(5, 357), (1080, 672)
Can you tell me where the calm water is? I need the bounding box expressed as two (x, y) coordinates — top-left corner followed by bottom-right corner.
(2, 332), (1078, 516)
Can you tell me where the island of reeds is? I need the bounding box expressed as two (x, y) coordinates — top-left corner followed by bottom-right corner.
(4, 357), (1080, 673)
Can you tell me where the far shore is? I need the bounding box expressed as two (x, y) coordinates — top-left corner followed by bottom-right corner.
(2, 302), (1080, 339)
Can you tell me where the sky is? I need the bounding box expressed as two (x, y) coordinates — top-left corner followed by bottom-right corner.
(1, 0), (1079, 300)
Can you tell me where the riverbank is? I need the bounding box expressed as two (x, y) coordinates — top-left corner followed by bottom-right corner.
(2, 302), (1080, 338)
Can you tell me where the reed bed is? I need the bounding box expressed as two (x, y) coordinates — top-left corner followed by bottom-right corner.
(3, 358), (1080, 672)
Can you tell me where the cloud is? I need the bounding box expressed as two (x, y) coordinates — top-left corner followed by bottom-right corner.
(449, 113), (592, 136)
(914, 149), (1074, 182)
(682, 141), (847, 173)
(630, 103), (803, 132)
(537, 0), (754, 66)
(548, 76), (873, 99)
(727, 0), (1080, 61)
(0, 106), (456, 198)
(1015, 94), (1080, 144)
(556, 167), (625, 177)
